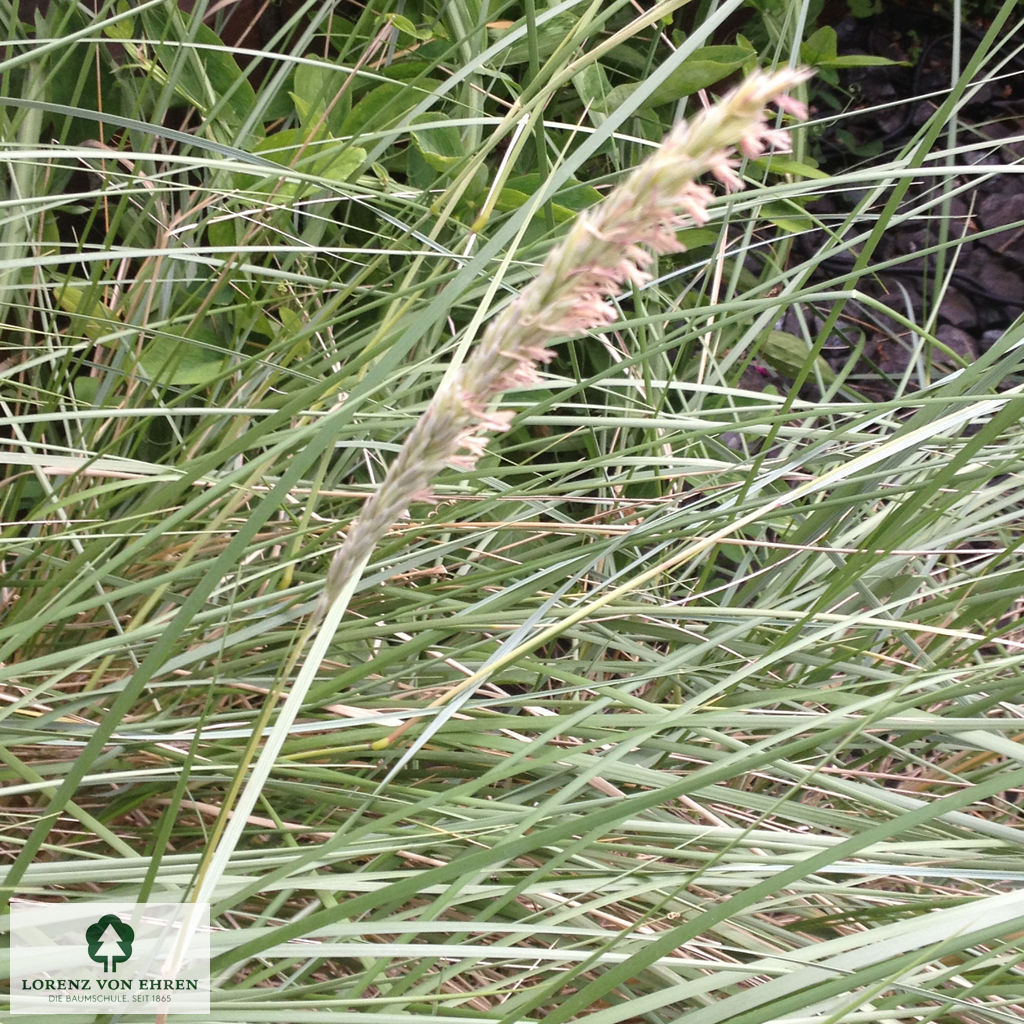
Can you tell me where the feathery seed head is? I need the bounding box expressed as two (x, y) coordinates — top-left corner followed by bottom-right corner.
(314, 68), (811, 620)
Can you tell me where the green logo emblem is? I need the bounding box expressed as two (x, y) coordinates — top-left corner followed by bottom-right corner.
(85, 914), (135, 973)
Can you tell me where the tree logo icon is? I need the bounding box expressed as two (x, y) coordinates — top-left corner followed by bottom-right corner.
(85, 914), (135, 973)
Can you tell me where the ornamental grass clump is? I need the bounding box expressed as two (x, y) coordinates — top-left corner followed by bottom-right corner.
(191, 66), (813, 907)
(314, 67), (811, 622)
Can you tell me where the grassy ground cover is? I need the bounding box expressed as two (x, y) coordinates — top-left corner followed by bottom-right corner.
(2, 1), (1024, 1020)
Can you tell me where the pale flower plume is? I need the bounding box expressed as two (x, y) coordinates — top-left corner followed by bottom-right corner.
(314, 68), (812, 622)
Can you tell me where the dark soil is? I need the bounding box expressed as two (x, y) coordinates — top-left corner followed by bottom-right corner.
(780, 10), (1024, 391)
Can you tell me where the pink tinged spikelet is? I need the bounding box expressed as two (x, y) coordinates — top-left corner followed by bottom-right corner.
(312, 67), (811, 621)
(708, 154), (744, 191)
(458, 393), (516, 427)
(774, 93), (809, 119)
(674, 185), (715, 227)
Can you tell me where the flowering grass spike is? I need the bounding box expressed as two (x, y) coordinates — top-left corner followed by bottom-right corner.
(314, 67), (812, 622)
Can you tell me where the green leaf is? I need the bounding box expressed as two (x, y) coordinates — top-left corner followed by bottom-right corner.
(676, 227), (721, 250)
(489, 174), (603, 226)
(758, 329), (837, 385)
(385, 12), (434, 41)
(493, 188), (576, 224)
(292, 61), (350, 135)
(759, 199), (815, 233)
(504, 174), (602, 212)
(237, 130), (365, 199)
(654, 43), (753, 98)
(337, 82), (433, 139)
(139, 6), (257, 140)
(138, 326), (228, 386)
(487, 10), (582, 66)
(827, 54), (906, 68)
(206, 217), (237, 251)
(72, 376), (105, 406)
(751, 154), (828, 180)
(409, 115), (463, 172)
(596, 44), (752, 114)
(800, 25), (838, 64)
(800, 26), (903, 69)
(103, 2), (134, 40)
(56, 284), (119, 342)
(572, 62), (613, 126)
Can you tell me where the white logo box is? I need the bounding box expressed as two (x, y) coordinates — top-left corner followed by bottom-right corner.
(10, 901), (210, 1016)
